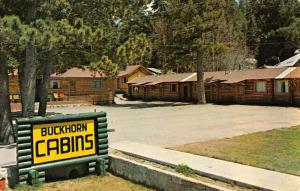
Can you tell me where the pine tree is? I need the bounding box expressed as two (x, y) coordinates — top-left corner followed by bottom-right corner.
(0, 16), (24, 143)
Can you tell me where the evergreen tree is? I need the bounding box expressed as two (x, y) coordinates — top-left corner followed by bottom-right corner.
(0, 16), (24, 143)
(248, 0), (300, 66)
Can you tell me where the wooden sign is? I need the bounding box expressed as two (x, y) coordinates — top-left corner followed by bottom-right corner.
(16, 112), (109, 185)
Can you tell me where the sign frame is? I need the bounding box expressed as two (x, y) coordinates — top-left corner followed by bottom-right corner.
(16, 112), (109, 185)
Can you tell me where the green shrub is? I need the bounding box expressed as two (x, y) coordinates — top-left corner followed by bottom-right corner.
(175, 164), (195, 177)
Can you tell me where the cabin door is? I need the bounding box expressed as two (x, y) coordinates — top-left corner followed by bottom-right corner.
(69, 80), (76, 96)
(183, 86), (189, 100)
(159, 85), (163, 100)
(143, 86), (147, 99)
(211, 85), (217, 102)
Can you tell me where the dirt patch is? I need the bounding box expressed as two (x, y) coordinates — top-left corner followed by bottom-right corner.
(12, 173), (153, 191)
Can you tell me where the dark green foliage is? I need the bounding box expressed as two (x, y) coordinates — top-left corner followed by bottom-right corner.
(151, 0), (251, 73)
(175, 164), (196, 177)
(244, 0), (300, 66)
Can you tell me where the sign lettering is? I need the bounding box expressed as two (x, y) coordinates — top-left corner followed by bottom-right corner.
(32, 120), (96, 164)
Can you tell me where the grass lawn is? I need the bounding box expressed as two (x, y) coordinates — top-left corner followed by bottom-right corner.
(174, 126), (300, 176)
(13, 174), (153, 191)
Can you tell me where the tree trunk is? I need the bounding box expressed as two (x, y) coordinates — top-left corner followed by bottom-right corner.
(0, 52), (14, 144)
(20, 45), (37, 117)
(38, 52), (54, 116)
(196, 50), (206, 104)
(20, 0), (37, 117)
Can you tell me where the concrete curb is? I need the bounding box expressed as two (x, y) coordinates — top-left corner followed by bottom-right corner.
(109, 154), (231, 191)
(111, 141), (300, 191)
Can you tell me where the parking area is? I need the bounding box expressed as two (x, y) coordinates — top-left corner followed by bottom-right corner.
(46, 99), (300, 147)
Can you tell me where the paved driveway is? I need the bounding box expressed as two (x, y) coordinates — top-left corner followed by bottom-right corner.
(1, 100), (300, 166)
(46, 99), (300, 147)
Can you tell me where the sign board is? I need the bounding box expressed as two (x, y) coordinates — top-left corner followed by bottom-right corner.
(32, 119), (96, 164)
(16, 112), (109, 185)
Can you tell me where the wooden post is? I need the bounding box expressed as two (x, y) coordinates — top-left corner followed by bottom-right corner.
(96, 158), (106, 176)
(28, 170), (39, 186)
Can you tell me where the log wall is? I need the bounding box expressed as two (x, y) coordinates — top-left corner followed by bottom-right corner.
(7, 76), (115, 104)
(293, 79), (300, 106)
(48, 77), (116, 104)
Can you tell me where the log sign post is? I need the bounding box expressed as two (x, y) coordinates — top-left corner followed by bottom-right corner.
(16, 112), (109, 185)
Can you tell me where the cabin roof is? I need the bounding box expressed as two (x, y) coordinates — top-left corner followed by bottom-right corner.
(51, 68), (105, 78)
(117, 65), (151, 77)
(219, 67), (288, 83)
(128, 73), (194, 86)
(185, 71), (227, 83)
(273, 53), (300, 68)
(148, 67), (162, 75)
(282, 67), (300, 78)
(128, 67), (295, 85)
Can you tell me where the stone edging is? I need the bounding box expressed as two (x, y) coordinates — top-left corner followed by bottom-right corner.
(109, 154), (231, 191)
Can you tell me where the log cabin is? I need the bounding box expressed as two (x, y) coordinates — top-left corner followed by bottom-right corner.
(49, 68), (116, 104)
(117, 65), (152, 95)
(128, 72), (226, 102)
(205, 68), (288, 105)
(128, 67), (300, 106)
(6, 68), (116, 104)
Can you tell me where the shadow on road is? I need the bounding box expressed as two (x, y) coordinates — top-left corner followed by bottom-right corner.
(11, 111), (62, 119)
(110, 102), (193, 109)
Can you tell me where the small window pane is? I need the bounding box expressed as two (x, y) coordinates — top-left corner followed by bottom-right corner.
(50, 80), (60, 89)
(276, 80), (289, 93)
(171, 84), (177, 92)
(92, 80), (101, 89)
(256, 81), (266, 92)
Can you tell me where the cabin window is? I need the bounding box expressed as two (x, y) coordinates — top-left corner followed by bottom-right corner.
(50, 80), (60, 89)
(256, 81), (266, 93)
(133, 87), (139, 92)
(123, 77), (128, 83)
(276, 80), (289, 93)
(92, 79), (101, 89)
(171, 84), (177, 92)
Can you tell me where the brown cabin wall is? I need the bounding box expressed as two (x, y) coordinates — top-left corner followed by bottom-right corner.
(146, 85), (160, 100)
(118, 69), (152, 94)
(216, 83), (237, 103)
(9, 76), (20, 95)
(161, 83), (180, 101)
(188, 82), (218, 103)
(293, 79), (300, 106)
(273, 79), (293, 105)
(7, 76), (115, 104)
(129, 83), (181, 101)
(179, 82), (193, 101)
(129, 85), (145, 100)
(48, 77), (116, 104)
(129, 77), (300, 106)
(241, 80), (273, 105)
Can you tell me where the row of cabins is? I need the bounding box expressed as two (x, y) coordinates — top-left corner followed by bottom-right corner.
(128, 67), (300, 106)
(5, 52), (300, 106)
(6, 65), (152, 104)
